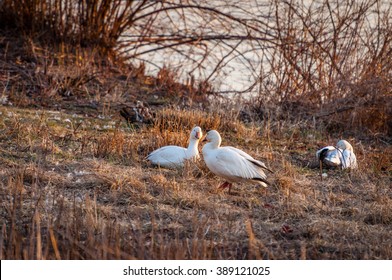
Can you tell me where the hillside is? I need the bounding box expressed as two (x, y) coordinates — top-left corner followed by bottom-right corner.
(0, 24), (391, 260)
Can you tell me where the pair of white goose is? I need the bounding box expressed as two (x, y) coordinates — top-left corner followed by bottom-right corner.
(147, 126), (272, 193)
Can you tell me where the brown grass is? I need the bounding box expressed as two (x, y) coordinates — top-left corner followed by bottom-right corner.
(0, 4), (391, 259)
(0, 104), (391, 260)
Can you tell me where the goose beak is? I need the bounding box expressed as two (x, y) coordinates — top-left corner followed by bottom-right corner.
(195, 131), (201, 139)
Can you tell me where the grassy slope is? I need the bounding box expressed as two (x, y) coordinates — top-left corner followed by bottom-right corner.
(0, 27), (391, 259)
(0, 103), (391, 260)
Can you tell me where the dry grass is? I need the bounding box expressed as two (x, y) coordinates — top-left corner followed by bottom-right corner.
(0, 105), (391, 260)
(1, 0), (391, 261)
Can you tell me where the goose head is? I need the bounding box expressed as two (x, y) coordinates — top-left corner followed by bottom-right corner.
(202, 130), (222, 148)
(337, 140), (354, 151)
(190, 126), (203, 141)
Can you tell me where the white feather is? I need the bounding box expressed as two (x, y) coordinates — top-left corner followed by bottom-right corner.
(316, 140), (357, 169)
(147, 126), (202, 168)
(202, 130), (271, 188)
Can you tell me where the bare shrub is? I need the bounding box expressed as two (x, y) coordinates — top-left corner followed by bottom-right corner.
(1, 1), (390, 137)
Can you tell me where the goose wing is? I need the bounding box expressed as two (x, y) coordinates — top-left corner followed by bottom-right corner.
(316, 146), (335, 160)
(227, 146), (272, 173)
(147, 146), (188, 167)
(317, 146), (341, 166)
(211, 147), (269, 183)
(341, 149), (358, 169)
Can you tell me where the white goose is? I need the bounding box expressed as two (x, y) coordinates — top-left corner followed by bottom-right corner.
(147, 126), (202, 168)
(202, 130), (272, 193)
(316, 140), (358, 169)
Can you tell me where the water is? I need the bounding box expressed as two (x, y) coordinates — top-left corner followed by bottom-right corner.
(121, 0), (391, 100)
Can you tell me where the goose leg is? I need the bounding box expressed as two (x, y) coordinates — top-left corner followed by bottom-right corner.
(218, 181), (230, 189)
(218, 182), (233, 194)
(228, 183), (233, 195)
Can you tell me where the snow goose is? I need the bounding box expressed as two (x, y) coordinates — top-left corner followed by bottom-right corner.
(202, 130), (272, 194)
(147, 126), (202, 168)
(316, 139), (358, 170)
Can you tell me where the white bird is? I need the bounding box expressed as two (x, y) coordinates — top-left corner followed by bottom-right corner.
(202, 130), (272, 193)
(316, 140), (358, 169)
(147, 126), (202, 168)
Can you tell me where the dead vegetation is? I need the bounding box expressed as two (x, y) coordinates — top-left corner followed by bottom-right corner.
(0, 104), (391, 260)
(0, 0), (391, 260)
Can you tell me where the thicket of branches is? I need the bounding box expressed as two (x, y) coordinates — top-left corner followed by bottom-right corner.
(1, 0), (391, 134)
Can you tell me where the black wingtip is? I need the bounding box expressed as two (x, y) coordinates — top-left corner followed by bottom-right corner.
(252, 177), (270, 186)
(247, 158), (273, 173)
(319, 148), (330, 161)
